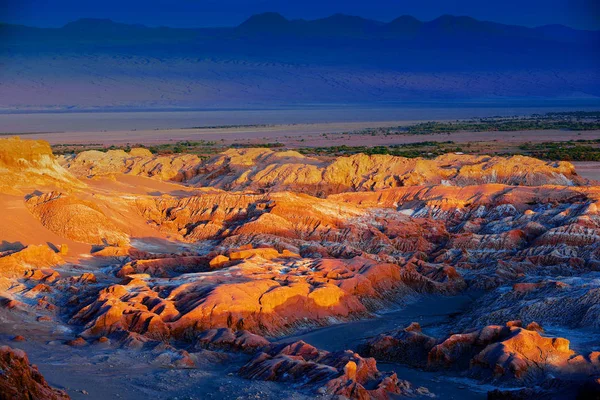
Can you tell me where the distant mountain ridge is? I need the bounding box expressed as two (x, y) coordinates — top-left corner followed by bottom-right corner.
(0, 13), (598, 110)
(2, 13), (598, 67)
(2, 12), (598, 42)
(238, 12), (598, 38)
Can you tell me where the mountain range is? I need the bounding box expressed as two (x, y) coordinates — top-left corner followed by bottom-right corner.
(1, 13), (599, 110)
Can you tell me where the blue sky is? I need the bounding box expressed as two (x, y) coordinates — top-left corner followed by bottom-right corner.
(2, 0), (599, 29)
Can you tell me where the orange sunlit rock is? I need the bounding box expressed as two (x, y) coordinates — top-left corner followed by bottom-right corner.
(0, 346), (69, 399)
(1, 137), (600, 400)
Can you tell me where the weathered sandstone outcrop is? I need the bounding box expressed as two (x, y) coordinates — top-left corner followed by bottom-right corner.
(0, 137), (81, 193)
(60, 148), (202, 181)
(457, 277), (600, 330)
(133, 190), (452, 262)
(25, 192), (129, 246)
(239, 340), (410, 399)
(359, 322), (437, 368)
(2, 139), (600, 399)
(0, 245), (63, 290)
(70, 254), (464, 339)
(0, 346), (69, 400)
(116, 255), (212, 278)
(195, 328), (270, 353)
(362, 321), (600, 385)
(62, 148), (586, 195)
(190, 150), (586, 194)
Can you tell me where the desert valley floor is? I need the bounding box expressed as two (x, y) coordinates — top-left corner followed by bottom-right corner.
(1, 135), (600, 399)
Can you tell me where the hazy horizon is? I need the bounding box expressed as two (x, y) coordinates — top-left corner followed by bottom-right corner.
(4, 11), (599, 31)
(2, 0), (599, 30)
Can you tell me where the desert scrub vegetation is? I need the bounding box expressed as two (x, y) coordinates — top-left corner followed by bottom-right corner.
(327, 111), (600, 137)
(518, 140), (600, 161)
(297, 142), (462, 158)
(402, 118), (600, 135)
(53, 140), (220, 156)
(52, 138), (600, 162)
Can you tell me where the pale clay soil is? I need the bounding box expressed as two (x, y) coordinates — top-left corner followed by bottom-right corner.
(7, 121), (600, 147)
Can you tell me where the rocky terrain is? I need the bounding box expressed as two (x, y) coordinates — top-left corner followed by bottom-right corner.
(0, 345), (70, 400)
(60, 148), (584, 194)
(1, 136), (599, 399)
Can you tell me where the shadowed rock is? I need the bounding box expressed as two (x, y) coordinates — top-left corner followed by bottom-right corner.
(363, 321), (600, 386)
(239, 340), (411, 399)
(0, 346), (69, 400)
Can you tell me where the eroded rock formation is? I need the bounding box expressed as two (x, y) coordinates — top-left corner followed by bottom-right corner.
(239, 340), (411, 399)
(0, 245), (63, 290)
(1, 137), (599, 399)
(0, 346), (69, 400)
(0, 136), (81, 194)
(362, 321), (600, 387)
(62, 148), (587, 195)
(70, 252), (464, 339)
(25, 192), (129, 246)
(60, 148), (202, 182)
